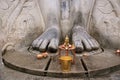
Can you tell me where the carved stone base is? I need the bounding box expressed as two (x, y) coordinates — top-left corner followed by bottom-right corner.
(2, 49), (120, 78)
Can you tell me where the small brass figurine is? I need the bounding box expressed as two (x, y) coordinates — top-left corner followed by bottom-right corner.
(64, 35), (70, 48)
(61, 35), (75, 50)
(58, 35), (76, 63)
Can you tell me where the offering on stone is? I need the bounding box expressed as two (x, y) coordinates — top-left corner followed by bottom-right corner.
(37, 52), (48, 59)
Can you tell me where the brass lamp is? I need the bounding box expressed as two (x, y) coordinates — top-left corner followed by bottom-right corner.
(58, 35), (76, 64)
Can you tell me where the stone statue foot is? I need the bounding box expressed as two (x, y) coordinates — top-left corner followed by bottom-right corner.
(32, 26), (60, 53)
(72, 25), (100, 53)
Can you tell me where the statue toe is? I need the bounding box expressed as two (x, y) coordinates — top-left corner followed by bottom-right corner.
(48, 38), (59, 53)
(73, 40), (84, 53)
(39, 39), (49, 52)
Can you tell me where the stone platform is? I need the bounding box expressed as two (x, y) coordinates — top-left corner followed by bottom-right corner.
(2, 48), (120, 78)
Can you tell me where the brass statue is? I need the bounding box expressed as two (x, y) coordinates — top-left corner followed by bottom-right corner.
(64, 35), (70, 48)
(59, 35), (76, 63)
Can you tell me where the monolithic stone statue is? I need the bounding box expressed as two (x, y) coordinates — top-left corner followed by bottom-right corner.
(0, 0), (120, 53)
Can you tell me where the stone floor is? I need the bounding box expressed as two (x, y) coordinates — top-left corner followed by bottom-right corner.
(0, 51), (120, 80)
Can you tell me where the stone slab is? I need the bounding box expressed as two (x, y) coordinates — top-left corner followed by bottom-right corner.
(82, 49), (120, 77)
(2, 50), (50, 76)
(47, 55), (86, 78)
(2, 49), (120, 78)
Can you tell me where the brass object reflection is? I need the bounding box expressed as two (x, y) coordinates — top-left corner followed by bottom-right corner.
(59, 56), (73, 72)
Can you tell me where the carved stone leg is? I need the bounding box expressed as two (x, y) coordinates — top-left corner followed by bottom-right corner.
(32, 0), (60, 53)
(71, 0), (100, 53)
